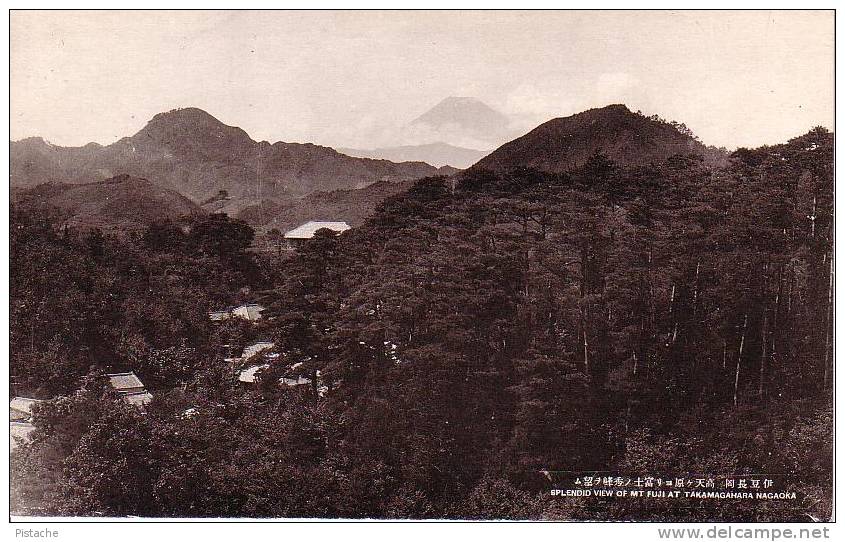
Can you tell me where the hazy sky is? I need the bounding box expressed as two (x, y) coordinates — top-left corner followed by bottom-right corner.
(11, 10), (834, 150)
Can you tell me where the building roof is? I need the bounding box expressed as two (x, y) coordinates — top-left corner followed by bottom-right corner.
(122, 391), (153, 407)
(284, 221), (351, 239)
(242, 341), (275, 360)
(106, 372), (146, 392)
(235, 303), (265, 310)
(280, 376), (312, 387)
(208, 310), (231, 321)
(238, 364), (270, 383)
(10, 397), (43, 416)
(10, 422), (36, 450)
(232, 304), (265, 321)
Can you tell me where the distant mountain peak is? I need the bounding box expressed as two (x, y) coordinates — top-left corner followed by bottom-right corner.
(149, 106), (223, 123)
(544, 103), (636, 125)
(140, 107), (249, 139)
(408, 97), (514, 149)
(130, 106), (255, 160)
(599, 103), (631, 112)
(413, 97), (509, 126)
(432, 96), (491, 107)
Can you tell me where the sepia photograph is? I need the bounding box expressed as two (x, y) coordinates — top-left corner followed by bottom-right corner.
(6, 7), (836, 526)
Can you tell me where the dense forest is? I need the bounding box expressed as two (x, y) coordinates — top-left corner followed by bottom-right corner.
(10, 126), (833, 520)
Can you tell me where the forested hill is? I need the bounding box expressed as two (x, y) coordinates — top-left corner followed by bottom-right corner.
(9, 107), (455, 211)
(473, 104), (727, 172)
(11, 174), (203, 232)
(258, 125), (832, 519)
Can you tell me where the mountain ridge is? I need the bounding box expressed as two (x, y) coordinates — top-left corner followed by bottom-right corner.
(10, 107), (456, 214)
(338, 142), (488, 169)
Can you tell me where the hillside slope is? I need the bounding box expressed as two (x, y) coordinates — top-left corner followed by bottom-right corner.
(236, 179), (417, 233)
(11, 174), (202, 231)
(474, 104), (726, 172)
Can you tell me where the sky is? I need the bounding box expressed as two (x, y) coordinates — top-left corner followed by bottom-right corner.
(10, 10), (834, 151)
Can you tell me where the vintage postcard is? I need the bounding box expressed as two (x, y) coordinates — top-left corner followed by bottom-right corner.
(8, 9), (835, 525)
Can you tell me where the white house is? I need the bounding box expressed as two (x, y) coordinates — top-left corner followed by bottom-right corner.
(209, 304), (266, 322)
(284, 221), (351, 245)
(238, 363), (270, 384)
(106, 372), (153, 407)
(122, 391), (154, 406)
(10, 421), (36, 451)
(10, 397), (42, 422)
(241, 341), (276, 360)
(231, 304), (266, 321)
(10, 397), (43, 452)
(280, 376), (312, 387)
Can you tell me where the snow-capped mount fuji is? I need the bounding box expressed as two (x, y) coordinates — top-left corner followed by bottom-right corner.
(407, 97), (516, 149)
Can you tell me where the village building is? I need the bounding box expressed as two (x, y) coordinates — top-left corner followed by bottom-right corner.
(209, 304), (266, 322)
(241, 341), (275, 360)
(231, 303), (266, 321)
(208, 310), (231, 321)
(106, 372), (153, 407)
(238, 363), (270, 384)
(226, 341), (276, 382)
(232, 343), (313, 388)
(107, 372), (145, 394)
(10, 422), (36, 451)
(279, 361), (315, 387)
(10, 397), (42, 422)
(280, 376), (312, 387)
(238, 365), (312, 388)
(122, 391), (154, 406)
(10, 397), (44, 451)
(283, 220), (351, 247)
(234, 341), (277, 384)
